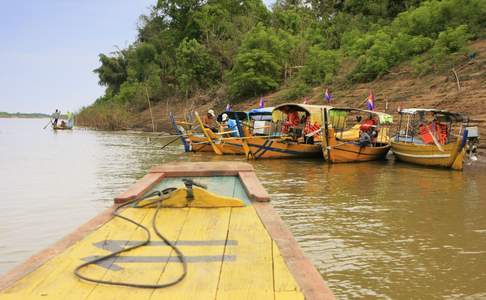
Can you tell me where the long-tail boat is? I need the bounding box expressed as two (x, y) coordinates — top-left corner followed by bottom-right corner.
(391, 108), (473, 170)
(169, 112), (213, 153)
(0, 162), (334, 300)
(244, 104), (329, 159)
(193, 111), (249, 155)
(321, 108), (393, 163)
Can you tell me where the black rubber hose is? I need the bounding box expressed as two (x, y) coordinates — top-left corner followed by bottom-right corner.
(74, 188), (187, 288)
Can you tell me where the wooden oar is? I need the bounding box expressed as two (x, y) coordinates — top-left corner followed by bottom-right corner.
(194, 112), (223, 155)
(426, 125), (444, 152)
(160, 136), (181, 150)
(43, 118), (53, 129)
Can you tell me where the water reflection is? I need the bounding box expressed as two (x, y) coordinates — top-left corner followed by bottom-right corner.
(0, 118), (485, 298)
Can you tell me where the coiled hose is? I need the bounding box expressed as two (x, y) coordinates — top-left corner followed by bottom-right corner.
(74, 188), (187, 288)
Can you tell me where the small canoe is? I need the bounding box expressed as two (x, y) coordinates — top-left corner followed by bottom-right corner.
(52, 125), (73, 130)
(0, 162), (333, 300)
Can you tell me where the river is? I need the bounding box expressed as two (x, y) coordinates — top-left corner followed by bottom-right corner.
(0, 118), (485, 299)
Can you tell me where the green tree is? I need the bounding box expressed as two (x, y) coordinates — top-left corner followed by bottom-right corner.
(93, 51), (128, 96)
(300, 47), (340, 84)
(175, 38), (220, 96)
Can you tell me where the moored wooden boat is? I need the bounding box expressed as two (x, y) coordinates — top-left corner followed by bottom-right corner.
(52, 124), (73, 130)
(169, 113), (213, 153)
(244, 103), (329, 159)
(391, 108), (471, 170)
(245, 136), (323, 159)
(322, 108), (393, 163)
(0, 162), (334, 300)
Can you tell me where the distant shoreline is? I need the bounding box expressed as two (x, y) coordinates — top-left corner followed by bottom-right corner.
(0, 112), (50, 119)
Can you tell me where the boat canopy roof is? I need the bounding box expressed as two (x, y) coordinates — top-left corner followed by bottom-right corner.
(399, 108), (467, 122)
(272, 103), (332, 125)
(217, 111), (248, 122)
(330, 107), (393, 124)
(249, 107), (273, 121)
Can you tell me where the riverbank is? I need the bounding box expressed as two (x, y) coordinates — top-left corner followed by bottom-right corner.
(77, 39), (485, 153)
(0, 112), (50, 119)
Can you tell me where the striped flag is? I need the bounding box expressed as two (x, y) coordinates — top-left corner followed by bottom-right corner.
(324, 89), (332, 102)
(259, 96), (264, 108)
(367, 90), (375, 111)
(225, 103), (232, 112)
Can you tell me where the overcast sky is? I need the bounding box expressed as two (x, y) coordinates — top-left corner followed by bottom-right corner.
(0, 0), (274, 114)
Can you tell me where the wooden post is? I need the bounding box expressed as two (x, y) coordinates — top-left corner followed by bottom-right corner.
(452, 67), (461, 91)
(144, 86), (156, 132)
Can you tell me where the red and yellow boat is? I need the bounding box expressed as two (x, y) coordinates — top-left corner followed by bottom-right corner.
(243, 104), (328, 159)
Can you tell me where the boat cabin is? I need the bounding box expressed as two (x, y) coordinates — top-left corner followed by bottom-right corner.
(394, 108), (468, 146)
(271, 103), (330, 143)
(328, 108), (393, 147)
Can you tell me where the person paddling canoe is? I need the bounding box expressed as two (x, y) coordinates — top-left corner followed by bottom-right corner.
(51, 109), (61, 126)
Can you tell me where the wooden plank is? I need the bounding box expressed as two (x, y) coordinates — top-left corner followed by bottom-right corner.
(1, 208), (150, 299)
(150, 207), (232, 300)
(216, 206), (274, 299)
(273, 241), (301, 294)
(149, 162), (254, 176)
(87, 207), (189, 300)
(253, 202), (335, 300)
(238, 171), (270, 202)
(115, 173), (166, 204)
(0, 206), (115, 293)
(149, 176), (251, 205)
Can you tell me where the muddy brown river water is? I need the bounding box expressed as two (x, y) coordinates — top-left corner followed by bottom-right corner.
(1, 118), (485, 299)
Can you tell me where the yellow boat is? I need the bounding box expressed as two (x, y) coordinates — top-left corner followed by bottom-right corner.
(244, 104), (330, 159)
(0, 162), (334, 300)
(322, 108), (393, 163)
(391, 108), (471, 170)
(52, 123), (73, 130)
(193, 111), (252, 155)
(169, 112), (213, 153)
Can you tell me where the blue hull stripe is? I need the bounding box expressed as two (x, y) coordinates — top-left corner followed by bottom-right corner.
(247, 142), (321, 157)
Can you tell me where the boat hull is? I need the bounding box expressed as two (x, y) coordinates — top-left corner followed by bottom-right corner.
(215, 139), (245, 155)
(0, 162), (333, 300)
(327, 142), (391, 163)
(188, 135), (213, 152)
(391, 139), (465, 170)
(245, 137), (322, 159)
(52, 125), (72, 130)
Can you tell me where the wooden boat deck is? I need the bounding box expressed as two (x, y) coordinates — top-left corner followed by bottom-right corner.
(0, 162), (333, 300)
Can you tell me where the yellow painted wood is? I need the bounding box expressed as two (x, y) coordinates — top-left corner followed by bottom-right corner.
(216, 206), (274, 298)
(194, 112), (223, 155)
(86, 208), (189, 300)
(2, 208), (150, 299)
(391, 138), (464, 170)
(2, 200), (306, 300)
(275, 291), (306, 300)
(140, 186), (245, 208)
(272, 242), (300, 293)
(245, 136), (322, 159)
(150, 207), (231, 300)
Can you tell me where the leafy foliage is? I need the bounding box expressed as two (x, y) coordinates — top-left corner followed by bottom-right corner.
(88, 0), (484, 121)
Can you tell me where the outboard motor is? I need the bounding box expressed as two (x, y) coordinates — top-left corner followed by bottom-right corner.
(465, 126), (480, 162)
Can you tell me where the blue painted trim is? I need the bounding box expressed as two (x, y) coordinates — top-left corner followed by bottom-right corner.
(169, 112), (190, 152)
(247, 142), (318, 157)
